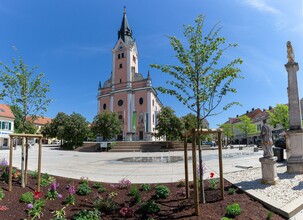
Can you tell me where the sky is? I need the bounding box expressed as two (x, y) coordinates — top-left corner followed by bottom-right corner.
(0, 0), (303, 128)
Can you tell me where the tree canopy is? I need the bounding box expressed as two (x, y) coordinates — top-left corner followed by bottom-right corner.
(154, 106), (183, 147)
(235, 115), (257, 145)
(267, 104), (289, 130)
(91, 111), (122, 141)
(0, 48), (51, 133)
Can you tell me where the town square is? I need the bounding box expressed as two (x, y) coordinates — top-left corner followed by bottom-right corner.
(0, 1), (303, 219)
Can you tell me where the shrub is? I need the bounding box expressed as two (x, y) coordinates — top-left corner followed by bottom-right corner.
(93, 196), (117, 214)
(0, 187), (5, 200)
(79, 176), (89, 185)
(220, 217), (232, 220)
(139, 200), (160, 214)
(72, 209), (101, 220)
(28, 170), (38, 179)
(77, 183), (92, 196)
(177, 179), (185, 187)
(46, 182), (60, 200)
(40, 173), (56, 187)
(228, 187), (236, 195)
(27, 199), (45, 219)
(20, 192), (34, 203)
(155, 185), (170, 199)
(226, 203), (241, 217)
(140, 183), (151, 191)
(208, 172), (219, 190)
(129, 186), (141, 204)
(51, 206), (66, 219)
(92, 182), (102, 189)
(98, 186), (106, 193)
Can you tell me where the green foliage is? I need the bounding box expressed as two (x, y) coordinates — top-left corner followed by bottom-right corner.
(219, 123), (234, 144)
(267, 210), (272, 220)
(27, 199), (45, 219)
(154, 106), (183, 145)
(155, 185), (170, 199)
(72, 209), (101, 220)
(51, 206), (66, 220)
(235, 115), (257, 145)
(140, 183), (151, 191)
(0, 188), (4, 200)
(28, 170), (39, 179)
(40, 173), (56, 187)
(77, 183), (92, 196)
(91, 111), (122, 141)
(42, 112), (89, 147)
(92, 182), (102, 189)
(139, 200), (160, 214)
(65, 194), (75, 206)
(228, 187), (236, 195)
(151, 15), (242, 124)
(93, 196), (117, 214)
(20, 192), (34, 203)
(220, 217), (232, 220)
(177, 179), (185, 187)
(129, 186), (141, 204)
(267, 104), (289, 130)
(209, 178), (219, 190)
(226, 203), (241, 217)
(0, 48), (51, 133)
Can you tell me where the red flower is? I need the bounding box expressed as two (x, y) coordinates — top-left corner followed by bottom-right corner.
(210, 172), (215, 178)
(34, 191), (42, 199)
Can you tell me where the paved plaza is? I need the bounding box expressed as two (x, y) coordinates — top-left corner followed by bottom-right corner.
(0, 145), (263, 183)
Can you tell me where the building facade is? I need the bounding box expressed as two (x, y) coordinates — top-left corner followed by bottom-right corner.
(0, 104), (15, 148)
(97, 9), (162, 141)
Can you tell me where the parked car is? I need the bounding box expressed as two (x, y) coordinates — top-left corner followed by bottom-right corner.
(51, 140), (60, 145)
(274, 138), (286, 149)
(202, 141), (213, 146)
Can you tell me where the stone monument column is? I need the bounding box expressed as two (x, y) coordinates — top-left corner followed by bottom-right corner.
(285, 41), (303, 173)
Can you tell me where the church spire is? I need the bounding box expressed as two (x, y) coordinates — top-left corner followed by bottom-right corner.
(118, 6), (133, 44)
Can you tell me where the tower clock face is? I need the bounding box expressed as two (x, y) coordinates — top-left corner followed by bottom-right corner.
(118, 99), (123, 106)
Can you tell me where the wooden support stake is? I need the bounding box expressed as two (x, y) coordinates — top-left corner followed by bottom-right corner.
(184, 137), (189, 198)
(218, 131), (224, 200)
(192, 131), (200, 216)
(25, 138), (29, 185)
(37, 137), (42, 192)
(9, 137), (13, 192)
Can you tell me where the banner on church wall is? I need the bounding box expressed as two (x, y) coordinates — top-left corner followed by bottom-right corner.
(145, 113), (149, 132)
(132, 111), (136, 132)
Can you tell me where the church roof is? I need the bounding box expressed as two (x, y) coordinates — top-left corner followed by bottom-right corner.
(0, 104), (15, 119)
(117, 7), (133, 45)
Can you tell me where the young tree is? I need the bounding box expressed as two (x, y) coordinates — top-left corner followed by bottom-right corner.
(154, 107), (183, 147)
(0, 49), (51, 133)
(235, 115), (257, 146)
(0, 49), (51, 188)
(219, 123), (233, 146)
(91, 111), (122, 141)
(267, 104), (289, 130)
(151, 15), (242, 202)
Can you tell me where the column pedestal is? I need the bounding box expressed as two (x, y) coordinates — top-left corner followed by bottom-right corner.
(259, 157), (278, 185)
(286, 130), (303, 173)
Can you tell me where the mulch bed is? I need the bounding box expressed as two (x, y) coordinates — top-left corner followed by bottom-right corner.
(0, 172), (286, 220)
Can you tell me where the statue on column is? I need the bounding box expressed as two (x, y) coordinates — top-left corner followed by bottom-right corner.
(287, 41), (295, 63)
(260, 119), (274, 158)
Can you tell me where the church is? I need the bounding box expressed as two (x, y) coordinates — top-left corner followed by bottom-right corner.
(97, 8), (163, 141)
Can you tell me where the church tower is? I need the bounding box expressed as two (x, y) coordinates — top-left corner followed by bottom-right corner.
(97, 8), (162, 141)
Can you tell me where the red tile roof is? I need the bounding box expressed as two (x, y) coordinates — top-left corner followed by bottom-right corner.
(0, 104), (15, 119)
(27, 116), (52, 125)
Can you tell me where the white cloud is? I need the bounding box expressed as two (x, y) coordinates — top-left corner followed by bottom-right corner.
(244, 0), (282, 15)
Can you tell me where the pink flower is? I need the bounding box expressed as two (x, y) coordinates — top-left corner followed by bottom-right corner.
(27, 203), (33, 209)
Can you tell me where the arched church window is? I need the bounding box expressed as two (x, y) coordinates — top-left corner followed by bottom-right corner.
(139, 97), (143, 105)
(118, 54), (121, 59)
(119, 64), (123, 68)
(118, 100), (123, 106)
(103, 103), (106, 110)
(122, 53), (124, 58)
(152, 99), (154, 107)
